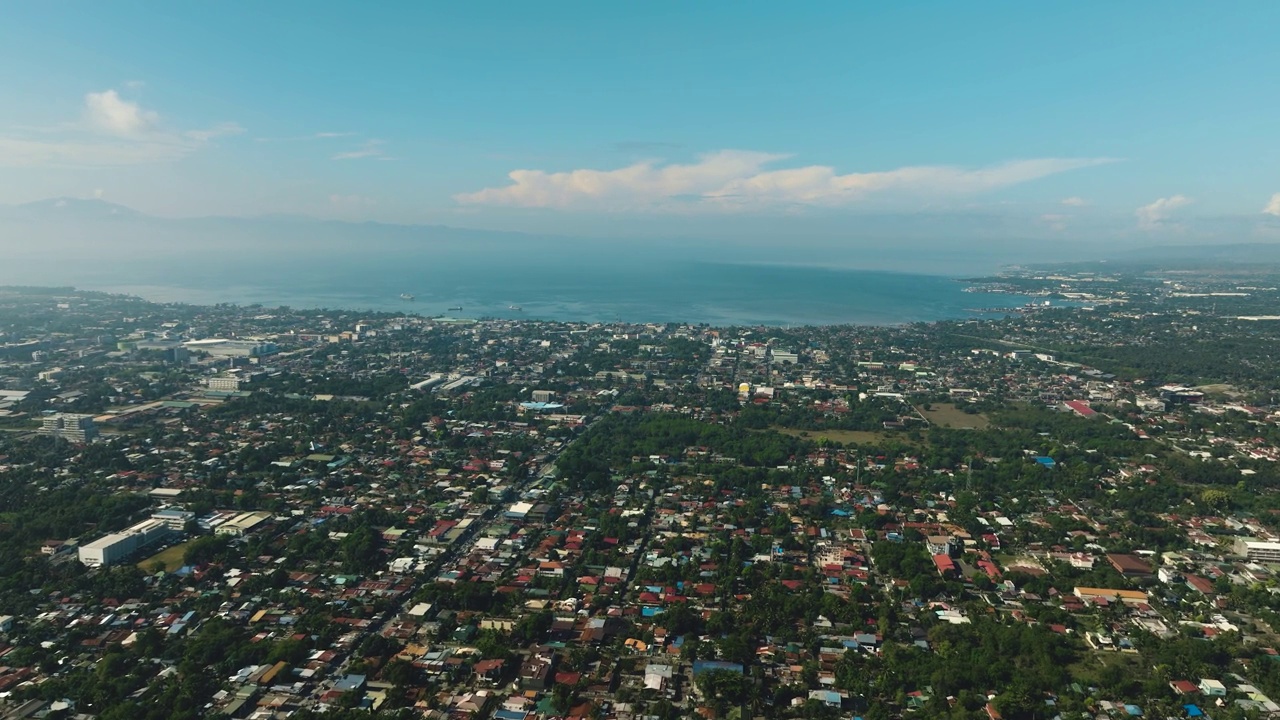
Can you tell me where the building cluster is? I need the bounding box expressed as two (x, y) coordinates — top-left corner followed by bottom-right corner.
(2, 277), (1280, 718)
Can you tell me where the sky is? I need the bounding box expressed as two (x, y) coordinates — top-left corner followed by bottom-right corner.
(1, 1), (1279, 247)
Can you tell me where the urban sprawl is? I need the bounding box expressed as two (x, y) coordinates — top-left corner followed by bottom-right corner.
(4, 265), (1280, 720)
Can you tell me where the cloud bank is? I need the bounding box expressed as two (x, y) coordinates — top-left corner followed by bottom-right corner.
(454, 151), (1115, 211)
(0, 88), (242, 167)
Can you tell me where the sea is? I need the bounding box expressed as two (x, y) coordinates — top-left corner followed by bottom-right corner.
(12, 253), (1037, 327)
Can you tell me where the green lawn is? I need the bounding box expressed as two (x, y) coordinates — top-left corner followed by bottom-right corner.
(137, 539), (196, 572)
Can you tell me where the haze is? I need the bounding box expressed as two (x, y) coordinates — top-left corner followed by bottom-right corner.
(2, 3), (1280, 281)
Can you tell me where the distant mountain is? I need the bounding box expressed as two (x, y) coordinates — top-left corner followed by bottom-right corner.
(1, 197), (145, 220)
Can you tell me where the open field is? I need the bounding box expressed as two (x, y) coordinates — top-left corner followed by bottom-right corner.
(772, 427), (917, 446)
(1067, 652), (1141, 686)
(138, 539), (195, 572)
(917, 403), (990, 429)
(1194, 383), (1243, 399)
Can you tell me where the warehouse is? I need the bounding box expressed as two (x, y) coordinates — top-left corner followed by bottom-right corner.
(78, 519), (172, 567)
(214, 511), (274, 537)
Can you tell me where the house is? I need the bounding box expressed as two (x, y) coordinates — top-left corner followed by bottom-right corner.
(1074, 587), (1148, 606)
(932, 554), (959, 578)
(808, 689), (843, 708)
(926, 535), (957, 557)
(645, 663), (675, 694)
(474, 659), (506, 684)
(1186, 575), (1215, 595)
(1107, 553), (1153, 577)
(1199, 678), (1227, 697)
(519, 654), (552, 690)
(333, 674), (366, 693)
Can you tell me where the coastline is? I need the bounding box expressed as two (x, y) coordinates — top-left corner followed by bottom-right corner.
(8, 261), (1039, 327)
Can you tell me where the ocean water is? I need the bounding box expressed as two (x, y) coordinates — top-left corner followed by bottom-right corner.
(22, 254), (1034, 326)
(0, 212), (1049, 325)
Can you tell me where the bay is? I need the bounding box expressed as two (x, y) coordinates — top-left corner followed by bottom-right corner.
(30, 256), (1036, 326)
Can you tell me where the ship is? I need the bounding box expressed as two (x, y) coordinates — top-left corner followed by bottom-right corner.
(508, 305), (522, 311)
(399, 293), (414, 301)
(448, 305), (463, 311)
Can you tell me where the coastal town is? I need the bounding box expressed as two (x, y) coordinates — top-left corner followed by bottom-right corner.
(3, 265), (1280, 720)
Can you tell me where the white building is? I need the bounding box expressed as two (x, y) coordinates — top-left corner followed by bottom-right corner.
(40, 413), (98, 443)
(205, 376), (242, 392)
(1199, 678), (1227, 697)
(183, 339), (278, 358)
(37, 367), (64, 382)
(152, 508), (195, 531)
(771, 349), (798, 365)
(214, 511), (273, 537)
(1235, 538), (1280, 563)
(78, 519), (172, 567)
(505, 501), (534, 520)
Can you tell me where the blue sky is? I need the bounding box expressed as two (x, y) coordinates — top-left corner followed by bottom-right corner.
(2, 2), (1279, 243)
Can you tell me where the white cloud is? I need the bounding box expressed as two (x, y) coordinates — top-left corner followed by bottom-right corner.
(1061, 196), (1087, 207)
(333, 139), (388, 160)
(457, 150), (785, 210)
(455, 151), (1115, 211)
(184, 122), (245, 142)
(1136, 195), (1192, 230)
(254, 131), (358, 143)
(1264, 193), (1280, 217)
(84, 89), (159, 136)
(1040, 213), (1069, 232)
(0, 135), (193, 166)
(329, 194), (377, 207)
(0, 88), (242, 167)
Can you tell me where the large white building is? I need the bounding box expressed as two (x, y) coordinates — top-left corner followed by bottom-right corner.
(205, 376), (243, 392)
(183, 339), (278, 358)
(78, 519), (172, 567)
(151, 508), (196, 531)
(1235, 538), (1280, 563)
(40, 413), (98, 443)
(213, 511), (273, 537)
(770, 349), (798, 365)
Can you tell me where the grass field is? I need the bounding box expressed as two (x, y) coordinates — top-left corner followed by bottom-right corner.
(138, 539), (196, 572)
(772, 427), (917, 446)
(1067, 652), (1141, 686)
(917, 403), (991, 429)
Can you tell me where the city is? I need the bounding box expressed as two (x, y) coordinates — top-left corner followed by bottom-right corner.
(2, 266), (1280, 719)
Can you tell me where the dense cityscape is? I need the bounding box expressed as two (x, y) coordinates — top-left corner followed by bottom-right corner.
(0, 264), (1278, 720)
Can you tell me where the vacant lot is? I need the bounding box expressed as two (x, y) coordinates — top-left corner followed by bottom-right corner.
(138, 539), (195, 572)
(772, 427), (916, 446)
(918, 403), (990, 429)
(1195, 383), (1243, 399)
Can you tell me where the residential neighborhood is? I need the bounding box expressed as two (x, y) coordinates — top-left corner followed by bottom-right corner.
(3, 270), (1280, 720)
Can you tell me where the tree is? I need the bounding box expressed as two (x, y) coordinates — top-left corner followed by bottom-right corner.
(1199, 488), (1230, 509)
